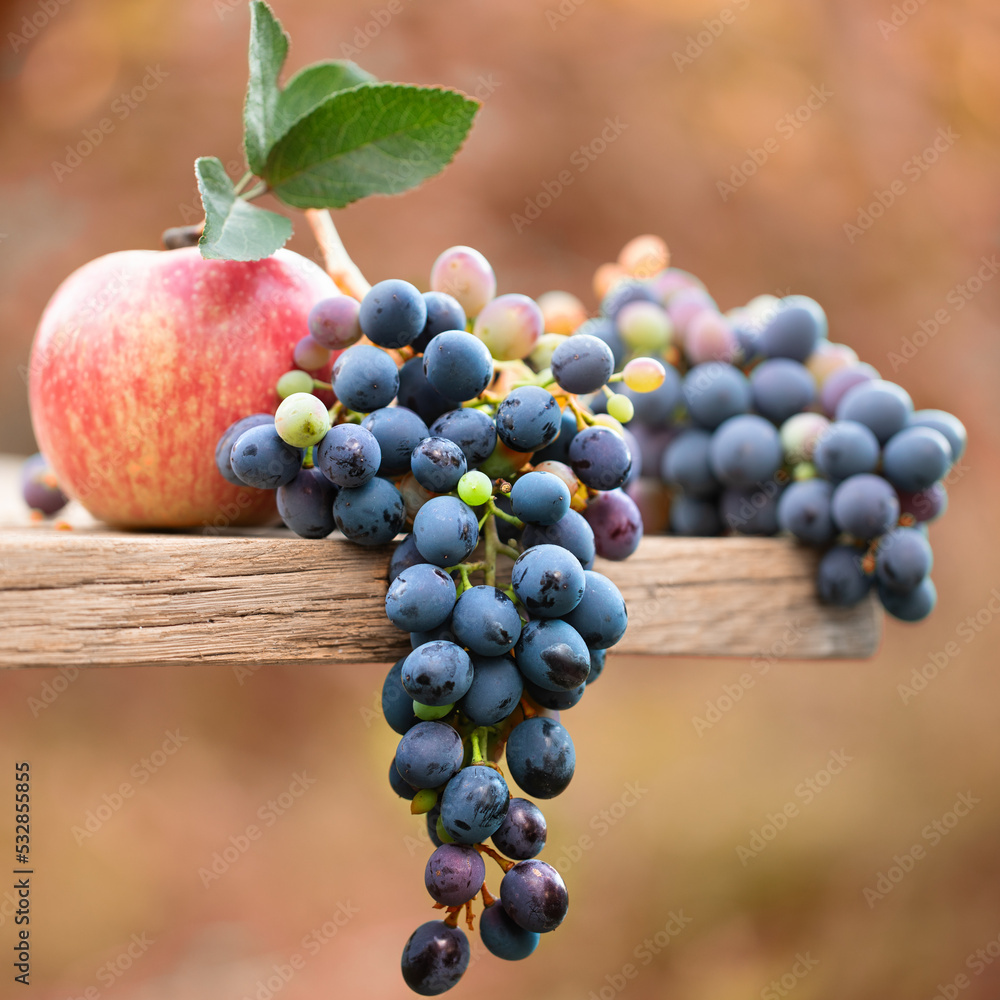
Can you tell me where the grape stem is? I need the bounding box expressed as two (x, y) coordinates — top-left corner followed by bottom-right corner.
(480, 883), (498, 907)
(475, 844), (515, 874)
(565, 395), (595, 431)
(470, 726), (489, 764)
(305, 208), (372, 301)
(487, 498), (523, 530)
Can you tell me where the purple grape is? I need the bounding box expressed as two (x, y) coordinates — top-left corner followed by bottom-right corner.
(424, 844), (486, 905)
(276, 467), (338, 538)
(500, 860), (568, 933)
(400, 920), (470, 995)
(491, 797), (546, 860)
(308, 296), (362, 349)
(584, 488), (643, 560)
(819, 362), (880, 417)
(21, 453), (69, 514)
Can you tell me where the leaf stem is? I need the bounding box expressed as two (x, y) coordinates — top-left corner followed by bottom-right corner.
(241, 181), (269, 201)
(305, 208), (372, 301)
(233, 171), (254, 196)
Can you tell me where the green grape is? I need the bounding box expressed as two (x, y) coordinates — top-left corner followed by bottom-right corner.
(413, 700), (454, 721)
(529, 333), (567, 372)
(410, 788), (439, 814)
(274, 392), (331, 448)
(276, 370), (314, 399)
(435, 814), (456, 844)
(457, 470), (492, 506)
(606, 393), (634, 424)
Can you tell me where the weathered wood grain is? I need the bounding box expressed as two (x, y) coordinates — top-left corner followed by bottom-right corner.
(0, 456), (881, 667)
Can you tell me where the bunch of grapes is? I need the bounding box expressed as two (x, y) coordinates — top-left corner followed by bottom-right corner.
(540, 235), (965, 624)
(215, 246), (661, 994)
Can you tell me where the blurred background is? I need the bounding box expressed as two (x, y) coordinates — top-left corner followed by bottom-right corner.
(2, 0), (999, 997)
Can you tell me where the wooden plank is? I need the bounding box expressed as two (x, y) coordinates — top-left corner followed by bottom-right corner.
(0, 456), (882, 667)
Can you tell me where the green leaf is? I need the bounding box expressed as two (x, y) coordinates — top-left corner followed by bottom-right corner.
(262, 83), (479, 210)
(244, 0), (289, 176)
(195, 156), (292, 261)
(275, 61), (375, 137)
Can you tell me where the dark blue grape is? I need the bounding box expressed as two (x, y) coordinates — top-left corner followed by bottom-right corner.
(881, 426), (951, 492)
(521, 510), (596, 569)
(397, 356), (457, 425)
(359, 278), (427, 349)
(430, 408), (497, 467)
(709, 414), (782, 489)
(750, 358), (816, 424)
(719, 487), (783, 536)
(831, 473), (900, 539)
(836, 380), (913, 444)
(451, 587), (522, 657)
(411, 437), (468, 493)
(561, 570), (627, 649)
(908, 409), (966, 462)
(550, 334), (615, 394)
(440, 765), (510, 844)
(817, 546), (872, 606)
(491, 797), (546, 860)
(458, 654), (523, 725)
(578, 316), (626, 369)
(332, 477), (404, 544)
(359, 406), (428, 478)
(480, 903), (540, 961)
(621, 427), (642, 486)
(413, 496), (479, 567)
(424, 844), (486, 905)
(660, 428), (718, 497)
(400, 920), (470, 995)
(682, 362), (752, 429)
(878, 577), (936, 622)
(230, 424), (302, 489)
(875, 527), (933, 593)
(401, 640), (474, 707)
(331, 344), (400, 412)
(215, 414), (273, 486)
(424, 331), (494, 402)
(382, 657), (420, 735)
(413, 291), (467, 354)
(524, 679), (586, 710)
(388, 533), (428, 583)
(568, 426), (632, 490)
(495, 386), (561, 452)
(315, 422), (381, 488)
(624, 363), (682, 425)
(586, 647), (606, 685)
(276, 467), (338, 538)
(389, 757), (418, 800)
(511, 545), (585, 618)
(758, 304), (822, 361)
(386, 563), (457, 633)
(500, 860), (568, 933)
(514, 620), (590, 692)
(510, 471), (570, 525)
(584, 488), (643, 560)
(776, 479), (835, 546)
(601, 280), (657, 320)
(669, 494), (722, 536)
(395, 722), (464, 789)
(813, 420), (880, 482)
(427, 805), (443, 847)
(531, 408), (578, 464)
(411, 622), (458, 649)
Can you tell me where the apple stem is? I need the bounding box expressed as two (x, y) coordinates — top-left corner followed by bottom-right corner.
(305, 209), (372, 301)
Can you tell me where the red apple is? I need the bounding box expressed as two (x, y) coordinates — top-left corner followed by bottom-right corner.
(28, 246), (339, 528)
